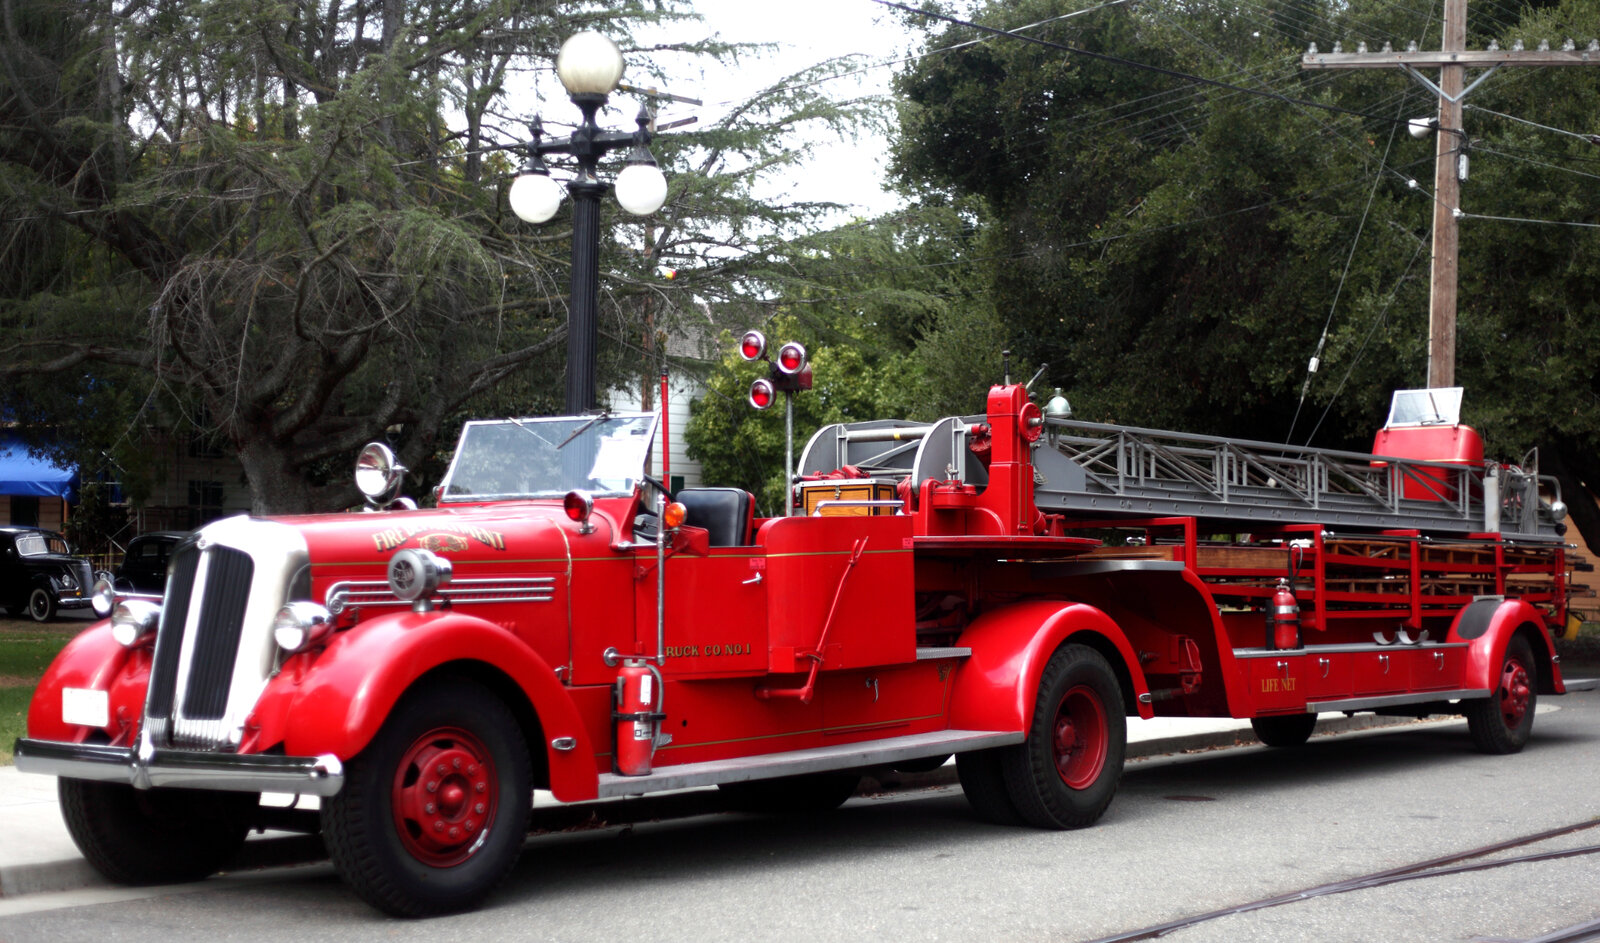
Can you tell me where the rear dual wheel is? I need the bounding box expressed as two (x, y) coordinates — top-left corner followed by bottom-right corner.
(960, 644), (1126, 829)
(1466, 634), (1537, 754)
(321, 679), (532, 917)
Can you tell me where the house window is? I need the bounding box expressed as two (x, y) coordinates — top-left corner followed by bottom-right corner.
(10, 496), (39, 527)
(187, 481), (224, 527)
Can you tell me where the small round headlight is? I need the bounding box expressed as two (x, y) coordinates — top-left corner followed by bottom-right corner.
(110, 599), (162, 647)
(1550, 500), (1569, 522)
(273, 601), (334, 653)
(91, 578), (117, 618)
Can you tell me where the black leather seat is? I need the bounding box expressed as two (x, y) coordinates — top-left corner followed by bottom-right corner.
(675, 488), (754, 547)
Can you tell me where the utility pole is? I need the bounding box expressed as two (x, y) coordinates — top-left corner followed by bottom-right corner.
(1303, 3), (1600, 388)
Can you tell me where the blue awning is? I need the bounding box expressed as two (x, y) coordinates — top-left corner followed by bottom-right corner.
(0, 439), (77, 501)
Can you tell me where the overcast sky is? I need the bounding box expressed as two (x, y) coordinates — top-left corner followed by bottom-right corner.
(662, 0), (918, 218)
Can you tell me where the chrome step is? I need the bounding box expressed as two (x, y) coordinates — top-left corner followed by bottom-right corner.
(596, 728), (1019, 798)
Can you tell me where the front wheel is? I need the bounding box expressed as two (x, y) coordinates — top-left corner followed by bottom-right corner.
(1466, 634), (1537, 754)
(59, 780), (256, 884)
(28, 587), (57, 622)
(321, 678), (533, 917)
(1001, 643), (1126, 829)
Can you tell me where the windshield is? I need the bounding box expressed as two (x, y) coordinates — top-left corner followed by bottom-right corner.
(16, 533), (70, 556)
(439, 413), (658, 502)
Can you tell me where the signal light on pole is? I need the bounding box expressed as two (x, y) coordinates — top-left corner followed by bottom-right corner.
(776, 342), (806, 374)
(739, 331), (767, 362)
(749, 378), (776, 410)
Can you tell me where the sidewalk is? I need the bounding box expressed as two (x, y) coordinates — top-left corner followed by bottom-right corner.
(0, 712), (1430, 900)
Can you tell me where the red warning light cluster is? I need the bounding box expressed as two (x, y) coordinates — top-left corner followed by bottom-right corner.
(738, 330), (811, 410)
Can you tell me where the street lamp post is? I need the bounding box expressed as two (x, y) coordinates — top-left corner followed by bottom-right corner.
(508, 32), (669, 415)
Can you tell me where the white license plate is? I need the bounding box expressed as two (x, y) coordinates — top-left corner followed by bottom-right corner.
(62, 687), (109, 728)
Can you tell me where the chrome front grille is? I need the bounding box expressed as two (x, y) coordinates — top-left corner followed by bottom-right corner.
(179, 547), (253, 720)
(142, 518), (307, 751)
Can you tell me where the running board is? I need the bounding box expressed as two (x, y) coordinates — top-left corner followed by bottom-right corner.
(596, 729), (1021, 798)
(1306, 689), (1488, 713)
(1562, 677), (1600, 692)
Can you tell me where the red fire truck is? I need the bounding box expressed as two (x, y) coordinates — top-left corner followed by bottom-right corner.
(14, 342), (1591, 916)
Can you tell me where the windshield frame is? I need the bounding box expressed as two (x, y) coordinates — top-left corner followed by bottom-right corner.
(436, 412), (659, 504)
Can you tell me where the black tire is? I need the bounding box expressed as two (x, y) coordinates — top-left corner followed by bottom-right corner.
(1251, 713), (1318, 747)
(1000, 643), (1126, 829)
(28, 587), (57, 622)
(320, 678), (533, 917)
(58, 779), (256, 885)
(956, 748), (1023, 825)
(1466, 634), (1537, 754)
(719, 771), (861, 814)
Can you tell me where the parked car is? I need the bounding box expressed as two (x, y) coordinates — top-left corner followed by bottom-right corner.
(0, 526), (95, 622)
(112, 531), (188, 594)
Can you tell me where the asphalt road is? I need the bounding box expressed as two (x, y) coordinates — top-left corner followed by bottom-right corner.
(2, 690), (1598, 943)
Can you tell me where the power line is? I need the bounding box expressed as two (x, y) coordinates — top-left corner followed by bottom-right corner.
(1467, 103), (1600, 145)
(1458, 211), (1600, 229)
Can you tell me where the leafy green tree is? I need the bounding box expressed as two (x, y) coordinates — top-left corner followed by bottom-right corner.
(889, 0), (1600, 544)
(0, 0), (874, 512)
(685, 199), (1018, 511)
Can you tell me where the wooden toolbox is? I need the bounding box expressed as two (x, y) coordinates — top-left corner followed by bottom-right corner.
(798, 478), (899, 516)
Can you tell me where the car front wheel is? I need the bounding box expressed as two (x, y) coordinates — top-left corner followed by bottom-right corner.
(28, 587), (57, 622)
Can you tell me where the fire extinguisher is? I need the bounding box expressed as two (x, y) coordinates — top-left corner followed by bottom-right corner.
(613, 659), (667, 776)
(1269, 578), (1302, 650)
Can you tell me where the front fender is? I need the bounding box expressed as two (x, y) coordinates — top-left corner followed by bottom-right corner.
(948, 600), (1151, 733)
(248, 610), (598, 802)
(26, 621), (144, 745)
(1450, 597), (1565, 695)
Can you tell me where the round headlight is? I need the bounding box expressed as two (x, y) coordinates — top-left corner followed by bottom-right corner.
(1550, 500), (1569, 522)
(273, 601), (334, 653)
(110, 599), (162, 647)
(91, 578), (116, 618)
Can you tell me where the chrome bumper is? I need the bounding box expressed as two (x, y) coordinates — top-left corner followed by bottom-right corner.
(12, 738), (344, 797)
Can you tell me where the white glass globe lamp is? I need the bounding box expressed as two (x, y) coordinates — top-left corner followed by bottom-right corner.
(509, 171), (565, 224)
(613, 162), (668, 216)
(556, 32), (625, 98)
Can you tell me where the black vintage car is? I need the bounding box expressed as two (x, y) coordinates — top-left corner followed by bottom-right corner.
(0, 526), (95, 622)
(112, 530), (187, 594)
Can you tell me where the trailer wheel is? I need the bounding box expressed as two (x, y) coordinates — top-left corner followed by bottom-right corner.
(956, 749), (1022, 825)
(58, 779), (255, 884)
(719, 771), (861, 814)
(1466, 634), (1537, 754)
(1002, 643), (1126, 829)
(321, 679), (532, 917)
(1251, 713), (1317, 747)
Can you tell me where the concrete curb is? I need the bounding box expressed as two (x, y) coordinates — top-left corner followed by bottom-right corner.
(0, 713), (1433, 901)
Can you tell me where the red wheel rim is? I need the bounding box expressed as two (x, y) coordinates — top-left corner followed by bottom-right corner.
(1052, 684), (1109, 790)
(391, 727), (498, 867)
(1497, 656), (1532, 728)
